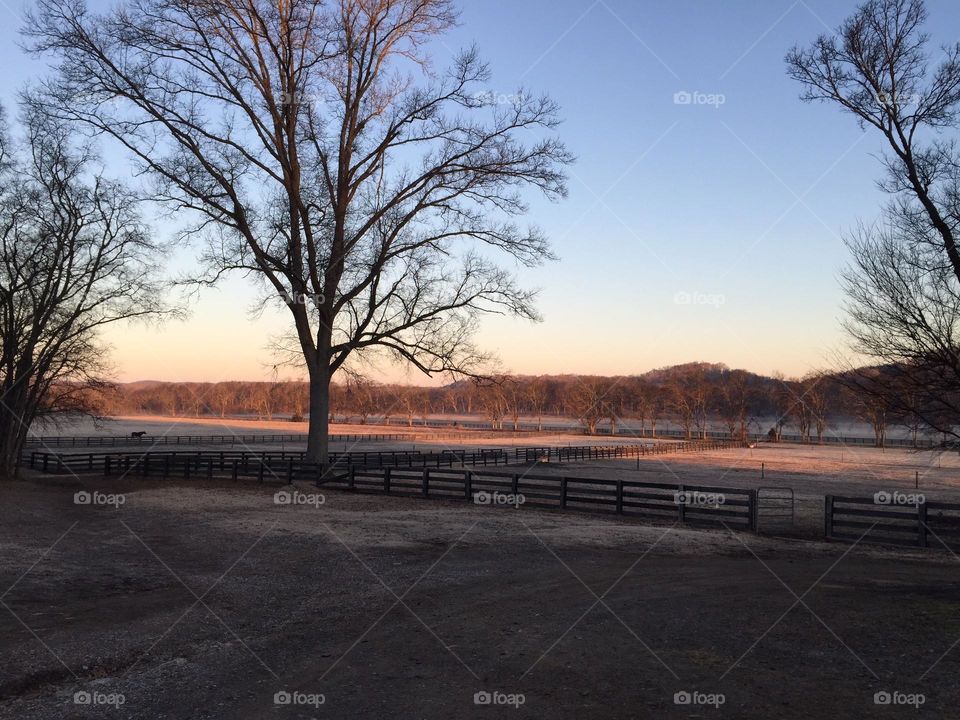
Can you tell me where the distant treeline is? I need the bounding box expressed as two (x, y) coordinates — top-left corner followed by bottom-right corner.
(99, 363), (930, 445)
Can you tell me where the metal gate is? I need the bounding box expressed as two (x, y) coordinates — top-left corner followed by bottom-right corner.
(756, 487), (795, 533)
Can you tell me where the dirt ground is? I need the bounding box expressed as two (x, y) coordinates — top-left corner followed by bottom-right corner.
(2, 471), (960, 719)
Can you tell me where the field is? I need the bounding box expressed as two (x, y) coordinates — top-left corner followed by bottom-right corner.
(4, 419), (960, 718)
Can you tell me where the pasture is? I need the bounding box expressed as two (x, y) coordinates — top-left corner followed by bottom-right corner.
(3, 422), (960, 718)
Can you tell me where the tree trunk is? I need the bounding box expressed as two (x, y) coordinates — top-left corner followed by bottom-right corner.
(0, 412), (23, 479)
(0, 382), (31, 479)
(306, 362), (330, 464)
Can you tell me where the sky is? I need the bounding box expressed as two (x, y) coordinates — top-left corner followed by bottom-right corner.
(1, 0), (958, 383)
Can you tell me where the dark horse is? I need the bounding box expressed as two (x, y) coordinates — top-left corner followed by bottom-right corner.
(130, 431), (147, 438)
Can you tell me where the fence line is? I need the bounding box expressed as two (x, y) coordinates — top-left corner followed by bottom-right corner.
(27, 447), (515, 478)
(825, 495), (960, 549)
(23, 433), (404, 448)
(26, 438), (747, 477)
(327, 467), (756, 532)
(514, 439), (745, 462)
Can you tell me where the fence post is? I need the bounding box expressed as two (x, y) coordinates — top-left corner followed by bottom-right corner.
(104, 456), (111, 476)
(257, 461), (264, 484)
(349, 465), (356, 489)
(384, 467), (392, 494)
(677, 484), (686, 524)
(423, 468), (430, 496)
(232, 459), (238, 481)
(749, 489), (758, 533)
(286, 458), (294, 485)
(824, 496), (833, 540)
(616, 480), (623, 514)
(511, 473), (519, 496)
(465, 470), (472, 501)
(918, 502), (928, 548)
(560, 476), (567, 509)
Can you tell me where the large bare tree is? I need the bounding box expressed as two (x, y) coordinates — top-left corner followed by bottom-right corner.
(0, 105), (163, 477)
(787, 0), (960, 437)
(787, 0), (960, 281)
(26, 0), (571, 462)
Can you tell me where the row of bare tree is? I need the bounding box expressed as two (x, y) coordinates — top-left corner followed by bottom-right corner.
(103, 363), (923, 445)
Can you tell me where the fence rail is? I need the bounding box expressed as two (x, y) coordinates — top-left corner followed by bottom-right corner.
(27, 437), (747, 477)
(23, 433), (405, 448)
(825, 495), (960, 549)
(327, 467), (756, 531)
(514, 439), (745, 462)
(27, 447), (512, 479)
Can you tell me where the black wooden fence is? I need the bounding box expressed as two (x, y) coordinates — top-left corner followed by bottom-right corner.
(326, 467), (756, 531)
(23, 433), (404, 448)
(514, 439), (745, 463)
(825, 494), (960, 548)
(27, 447), (512, 479)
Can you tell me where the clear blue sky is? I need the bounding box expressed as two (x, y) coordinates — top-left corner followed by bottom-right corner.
(2, 0), (958, 382)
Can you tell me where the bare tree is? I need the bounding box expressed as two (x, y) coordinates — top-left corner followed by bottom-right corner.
(527, 377), (548, 432)
(477, 381), (507, 430)
(718, 370), (751, 441)
(848, 373), (891, 447)
(567, 379), (605, 435)
(788, 0), (960, 437)
(787, 0), (960, 283)
(842, 223), (960, 437)
(503, 377), (526, 431)
(803, 371), (831, 443)
(667, 379), (695, 440)
(0, 105), (164, 477)
(768, 374), (796, 442)
(27, 0), (571, 462)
